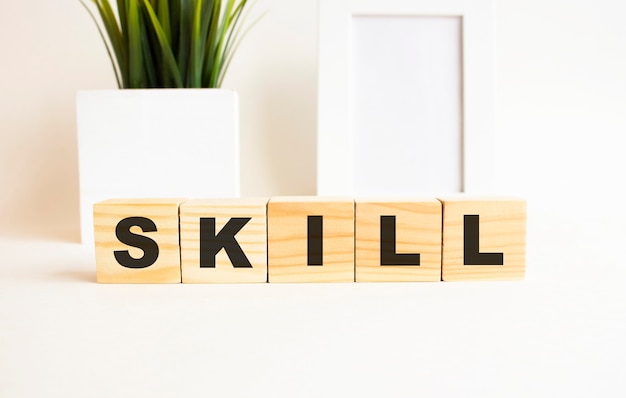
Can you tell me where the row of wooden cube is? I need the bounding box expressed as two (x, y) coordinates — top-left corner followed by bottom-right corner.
(94, 196), (526, 283)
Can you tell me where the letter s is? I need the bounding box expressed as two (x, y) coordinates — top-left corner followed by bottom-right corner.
(113, 217), (160, 269)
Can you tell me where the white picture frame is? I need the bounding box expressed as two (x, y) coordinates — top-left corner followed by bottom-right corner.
(317, 0), (495, 195)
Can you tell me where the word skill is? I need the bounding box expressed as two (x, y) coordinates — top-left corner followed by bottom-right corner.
(93, 196), (526, 283)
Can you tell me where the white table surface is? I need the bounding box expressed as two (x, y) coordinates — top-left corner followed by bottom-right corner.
(1, 198), (625, 397)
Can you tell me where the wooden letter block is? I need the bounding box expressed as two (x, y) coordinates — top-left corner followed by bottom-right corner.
(355, 198), (442, 282)
(94, 198), (186, 283)
(180, 198), (268, 283)
(268, 197), (354, 283)
(438, 197), (526, 281)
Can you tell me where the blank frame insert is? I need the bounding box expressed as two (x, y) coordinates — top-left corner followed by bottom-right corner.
(352, 16), (463, 195)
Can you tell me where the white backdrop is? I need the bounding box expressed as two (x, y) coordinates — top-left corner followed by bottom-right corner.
(1, 1), (626, 397)
(1, 0), (625, 237)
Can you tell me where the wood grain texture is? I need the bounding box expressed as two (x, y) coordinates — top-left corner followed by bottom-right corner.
(180, 198), (268, 283)
(267, 197), (354, 283)
(94, 198), (186, 283)
(355, 198), (442, 282)
(438, 196), (526, 281)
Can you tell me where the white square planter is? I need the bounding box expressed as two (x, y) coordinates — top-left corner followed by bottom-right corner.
(76, 89), (240, 244)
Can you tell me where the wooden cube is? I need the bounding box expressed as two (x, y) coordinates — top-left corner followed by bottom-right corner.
(355, 198), (442, 282)
(180, 198), (268, 283)
(94, 198), (186, 283)
(267, 197), (354, 283)
(438, 197), (526, 281)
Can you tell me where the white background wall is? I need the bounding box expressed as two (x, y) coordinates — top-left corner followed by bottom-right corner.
(1, 0), (625, 241)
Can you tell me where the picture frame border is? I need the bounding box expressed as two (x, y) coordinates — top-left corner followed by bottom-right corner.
(317, 0), (495, 195)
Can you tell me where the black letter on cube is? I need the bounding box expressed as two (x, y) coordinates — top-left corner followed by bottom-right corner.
(200, 218), (253, 268)
(307, 215), (323, 266)
(463, 215), (504, 265)
(380, 215), (421, 266)
(114, 217), (160, 269)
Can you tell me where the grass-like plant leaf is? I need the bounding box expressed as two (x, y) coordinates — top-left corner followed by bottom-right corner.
(142, 0), (184, 87)
(96, 0), (127, 84)
(127, 0), (144, 87)
(81, 0), (253, 89)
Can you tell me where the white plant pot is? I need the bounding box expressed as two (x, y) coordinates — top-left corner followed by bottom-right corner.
(76, 89), (240, 244)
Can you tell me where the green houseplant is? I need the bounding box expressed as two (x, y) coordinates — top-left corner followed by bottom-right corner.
(76, 0), (256, 244)
(80, 0), (252, 88)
